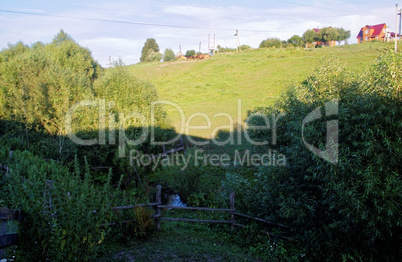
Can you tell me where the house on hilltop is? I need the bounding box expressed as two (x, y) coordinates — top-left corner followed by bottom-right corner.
(356, 23), (388, 43)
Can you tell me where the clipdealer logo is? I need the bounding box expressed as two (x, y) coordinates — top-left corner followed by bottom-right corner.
(64, 98), (339, 167)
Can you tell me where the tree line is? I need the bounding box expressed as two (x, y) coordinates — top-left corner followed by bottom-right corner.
(260, 27), (351, 49)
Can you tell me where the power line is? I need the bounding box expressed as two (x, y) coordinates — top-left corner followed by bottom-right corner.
(16, 0), (146, 15)
(15, 0), (350, 18)
(0, 9), (293, 33)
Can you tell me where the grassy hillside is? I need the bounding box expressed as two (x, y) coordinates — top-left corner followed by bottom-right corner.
(127, 42), (394, 139)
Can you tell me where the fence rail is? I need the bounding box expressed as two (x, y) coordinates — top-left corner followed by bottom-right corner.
(0, 207), (23, 258)
(0, 184), (293, 258)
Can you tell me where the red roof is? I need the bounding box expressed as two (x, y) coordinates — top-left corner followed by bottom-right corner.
(366, 23), (386, 37)
(356, 23), (387, 39)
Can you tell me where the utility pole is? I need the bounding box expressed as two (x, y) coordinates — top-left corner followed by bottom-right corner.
(396, 4), (399, 53)
(234, 30), (241, 52)
(208, 33), (216, 55)
(208, 34), (210, 54)
(399, 6), (402, 43)
(213, 34), (216, 55)
(109, 56), (112, 68)
(199, 41), (201, 54)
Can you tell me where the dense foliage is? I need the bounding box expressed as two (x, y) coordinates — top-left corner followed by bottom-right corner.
(163, 48), (176, 62)
(0, 32), (173, 260)
(259, 37), (283, 49)
(1, 150), (114, 260)
(287, 35), (305, 47)
(238, 52), (401, 261)
(0, 31), (172, 177)
(185, 50), (196, 57)
(140, 38), (161, 62)
(302, 27), (351, 47)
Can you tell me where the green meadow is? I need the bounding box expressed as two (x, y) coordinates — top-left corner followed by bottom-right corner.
(127, 42), (394, 139)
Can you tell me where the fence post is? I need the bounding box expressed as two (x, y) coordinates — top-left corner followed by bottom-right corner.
(230, 191), (235, 232)
(155, 185), (162, 230)
(0, 220), (6, 258)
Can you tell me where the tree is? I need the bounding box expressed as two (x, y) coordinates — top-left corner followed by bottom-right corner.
(0, 31), (99, 155)
(245, 54), (402, 260)
(337, 28), (351, 45)
(319, 27), (339, 43)
(163, 48), (176, 62)
(259, 38), (282, 49)
(240, 45), (251, 50)
(287, 35), (305, 48)
(52, 29), (73, 45)
(140, 38), (160, 62)
(185, 50), (196, 57)
(302, 29), (319, 48)
(147, 51), (163, 62)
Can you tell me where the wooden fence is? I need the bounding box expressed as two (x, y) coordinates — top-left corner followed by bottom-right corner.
(0, 185), (292, 258)
(153, 185), (293, 240)
(0, 208), (23, 258)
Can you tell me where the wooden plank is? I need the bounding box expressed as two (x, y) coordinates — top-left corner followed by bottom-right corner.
(111, 202), (161, 211)
(0, 233), (18, 249)
(230, 191), (235, 232)
(155, 185), (162, 230)
(232, 212), (291, 229)
(158, 205), (235, 212)
(92, 202), (161, 213)
(0, 164), (7, 171)
(0, 208), (21, 220)
(160, 217), (235, 224)
(0, 221), (6, 257)
(164, 147), (184, 155)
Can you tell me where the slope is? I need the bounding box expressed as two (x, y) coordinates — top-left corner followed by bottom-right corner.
(127, 42), (393, 139)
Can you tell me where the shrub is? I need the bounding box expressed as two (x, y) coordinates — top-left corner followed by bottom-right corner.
(259, 38), (282, 49)
(1, 150), (115, 261)
(150, 149), (226, 203)
(241, 53), (402, 261)
(163, 48), (176, 62)
(185, 50), (196, 57)
(0, 31), (98, 159)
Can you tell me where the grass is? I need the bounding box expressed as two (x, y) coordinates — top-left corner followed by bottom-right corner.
(97, 42), (398, 261)
(98, 218), (260, 261)
(127, 42), (395, 140)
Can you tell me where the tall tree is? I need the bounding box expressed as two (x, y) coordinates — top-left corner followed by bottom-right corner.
(319, 27), (339, 44)
(0, 31), (99, 155)
(140, 38), (160, 62)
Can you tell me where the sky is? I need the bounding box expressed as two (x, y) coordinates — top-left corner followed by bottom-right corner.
(0, 0), (399, 66)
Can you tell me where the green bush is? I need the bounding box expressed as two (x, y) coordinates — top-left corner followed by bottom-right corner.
(237, 53), (402, 261)
(185, 50), (196, 57)
(150, 149), (226, 203)
(0, 30), (98, 159)
(163, 48), (176, 62)
(1, 150), (116, 261)
(259, 38), (282, 49)
(0, 32), (174, 185)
